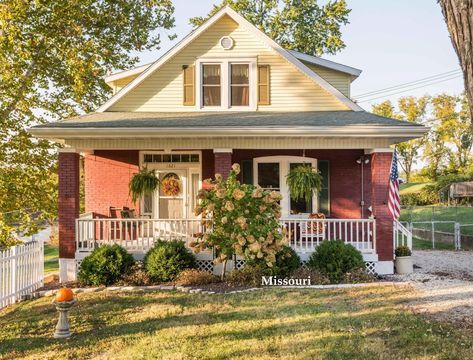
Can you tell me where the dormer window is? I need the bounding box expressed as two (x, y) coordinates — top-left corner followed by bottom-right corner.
(195, 58), (257, 110)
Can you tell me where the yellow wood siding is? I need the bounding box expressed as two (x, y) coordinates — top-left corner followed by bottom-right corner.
(303, 62), (352, 97)
(110, 75), (139, 93)
(109, 15), (349, 112)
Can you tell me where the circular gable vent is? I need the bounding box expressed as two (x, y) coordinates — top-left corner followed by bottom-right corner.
(220, 36), (234, 50)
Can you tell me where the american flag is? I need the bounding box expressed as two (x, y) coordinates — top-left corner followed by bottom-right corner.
(388, 148), (401, 219)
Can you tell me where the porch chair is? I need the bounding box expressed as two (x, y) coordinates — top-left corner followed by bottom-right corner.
(300, 213), (326, 243)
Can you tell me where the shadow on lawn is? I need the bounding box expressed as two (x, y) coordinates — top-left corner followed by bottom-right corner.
(0, 287), (463, 359)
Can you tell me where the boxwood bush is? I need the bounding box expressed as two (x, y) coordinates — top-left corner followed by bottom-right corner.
(144, 239), (197, 282)
(78, 244), (134, 286)
(308, 240), (364, 283)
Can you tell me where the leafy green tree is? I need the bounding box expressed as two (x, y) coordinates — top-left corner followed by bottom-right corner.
(432, 94), (473, 172)
(190, 0), (350, 56)
(0, 1), (175, 238)
(372, 97), (428, 182)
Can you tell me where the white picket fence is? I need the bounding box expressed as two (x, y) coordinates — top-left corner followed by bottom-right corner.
(0, 239), (44, 309)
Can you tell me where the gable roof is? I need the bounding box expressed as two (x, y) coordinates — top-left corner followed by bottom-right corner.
(97, 6), (364, 113)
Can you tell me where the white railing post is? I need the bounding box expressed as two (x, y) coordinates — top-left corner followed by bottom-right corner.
(455, 222), (461, 250)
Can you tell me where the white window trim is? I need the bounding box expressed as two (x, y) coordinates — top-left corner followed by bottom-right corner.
(253, 156), (318, 218)
(195, 58), (257, 111)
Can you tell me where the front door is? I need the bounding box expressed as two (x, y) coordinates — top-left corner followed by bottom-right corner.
(157, 169), (187, 219)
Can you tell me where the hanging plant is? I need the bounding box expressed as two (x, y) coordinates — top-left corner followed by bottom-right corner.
(286, 165), (323, 203)
(129, 167), (159, 203)
(160, 173), (181, 196)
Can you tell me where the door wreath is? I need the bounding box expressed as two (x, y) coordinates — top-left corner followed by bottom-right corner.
(160, 173), (181, 196)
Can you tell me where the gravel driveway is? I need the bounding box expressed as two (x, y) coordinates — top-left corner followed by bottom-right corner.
(388, 250), (473, 325)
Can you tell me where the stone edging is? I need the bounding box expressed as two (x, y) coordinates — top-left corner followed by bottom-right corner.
(32, 281), (410, 299)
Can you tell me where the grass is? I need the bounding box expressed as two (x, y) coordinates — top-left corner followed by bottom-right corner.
(1, 287), (473, 359)
(44, 243), (59, 274)
(400, 182), (429, 195)
(400, 206), (473, 237)
(412, 236), (455, 250)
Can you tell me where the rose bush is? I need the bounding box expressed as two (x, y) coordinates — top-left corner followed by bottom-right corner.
(191, 163), (287, 278)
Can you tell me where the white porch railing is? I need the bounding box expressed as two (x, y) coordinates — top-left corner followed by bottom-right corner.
(393, 220), (412, 250)
(0, 239), (44, 309)
(76, 218), (376, 254)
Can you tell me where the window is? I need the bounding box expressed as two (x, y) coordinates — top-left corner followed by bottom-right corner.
(254, 156), (317, 217)
(197, 59), (257, 110)
(231, 64), (249, 106)
(202, 64), (221, 106)
(143, 153), (200, 163)
(257, 163), (280, 191)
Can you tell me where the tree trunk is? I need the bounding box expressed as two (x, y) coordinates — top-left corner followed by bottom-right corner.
(221, 259), (227, 281)
(439, 0), (473, 118)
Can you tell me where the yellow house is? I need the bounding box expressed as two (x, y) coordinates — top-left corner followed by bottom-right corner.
(30, 6), (427, 281)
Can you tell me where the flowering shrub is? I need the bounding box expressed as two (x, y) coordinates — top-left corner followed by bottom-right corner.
(191, 163), (287, 278)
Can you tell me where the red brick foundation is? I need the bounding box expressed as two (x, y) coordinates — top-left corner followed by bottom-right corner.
(370, 152), (394, 261)
(58, 151), (80, 259)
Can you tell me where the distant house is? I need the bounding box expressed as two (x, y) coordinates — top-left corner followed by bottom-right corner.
(30, 6), (427, 281)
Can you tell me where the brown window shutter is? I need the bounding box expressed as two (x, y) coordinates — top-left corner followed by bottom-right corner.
(257, 65), (270, 105)
(183, 65), (195, 106)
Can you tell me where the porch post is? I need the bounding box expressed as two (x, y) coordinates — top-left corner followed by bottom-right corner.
(58, 148), (80, 282)
(367, 149), (394, 272)
(213, 148), (233, 178)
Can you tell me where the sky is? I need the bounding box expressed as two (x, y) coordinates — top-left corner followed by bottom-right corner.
(134, 0), (465, 112)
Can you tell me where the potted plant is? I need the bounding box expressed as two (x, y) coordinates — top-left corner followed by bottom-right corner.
(129, 167), (159, 203)
(286, 165), (323, 203)
(395, 245), (413, 274)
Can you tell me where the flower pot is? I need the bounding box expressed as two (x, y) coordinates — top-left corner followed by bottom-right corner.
(395, 256), (413, 274)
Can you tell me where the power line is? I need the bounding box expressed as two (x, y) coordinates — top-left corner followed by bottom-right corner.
(356, 74), (463, 103)
(353, 69), (462, 99)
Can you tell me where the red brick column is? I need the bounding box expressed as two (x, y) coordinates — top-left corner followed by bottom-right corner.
(58, 150), (80, 259)
(370, 151), (394, 261)
(213, 149), (233, 178)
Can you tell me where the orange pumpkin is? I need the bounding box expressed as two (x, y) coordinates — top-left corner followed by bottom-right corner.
(55, 288), (74, 302)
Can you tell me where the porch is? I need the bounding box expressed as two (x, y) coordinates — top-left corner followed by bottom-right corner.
(75, 217), (380, 273)
(57, 146), (402, 280)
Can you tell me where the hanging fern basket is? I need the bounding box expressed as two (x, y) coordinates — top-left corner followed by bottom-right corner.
(286, 165), (323, 203)
(129, 167), (159, 203)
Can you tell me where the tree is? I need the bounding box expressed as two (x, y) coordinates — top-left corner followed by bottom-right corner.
(372, 97), (428, 182)
(190, 0), (350, 56)
(431, 93), (473, 172)
(192, 164), (286, 279)
(439, 0), (473, 119)
(0, 1), (175, 237)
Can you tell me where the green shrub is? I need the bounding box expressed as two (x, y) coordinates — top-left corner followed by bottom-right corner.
(307, 240), (364, 283)
(395, 245), (412, 257)
(174, 269), (219, 286)
(144, 240), (197, 282)
(78, 244), (134, 286)
(400, 192), (437, 206)
(247, 245), (301, 277)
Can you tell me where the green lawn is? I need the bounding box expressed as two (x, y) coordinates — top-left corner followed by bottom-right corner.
(1, 287), (473, 359)
(44, 244), (59, 274)
(400, 182), (429, 195)
(400, 206), (473, 236)
(412, 236), (455, 250)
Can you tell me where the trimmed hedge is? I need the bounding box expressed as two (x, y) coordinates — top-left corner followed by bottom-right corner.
(144, 240), (197, 282)
(308, 240), (364, 283)
(78, 244), (134, 286)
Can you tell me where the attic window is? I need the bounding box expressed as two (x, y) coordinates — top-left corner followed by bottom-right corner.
(220, 36), (234, 50)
